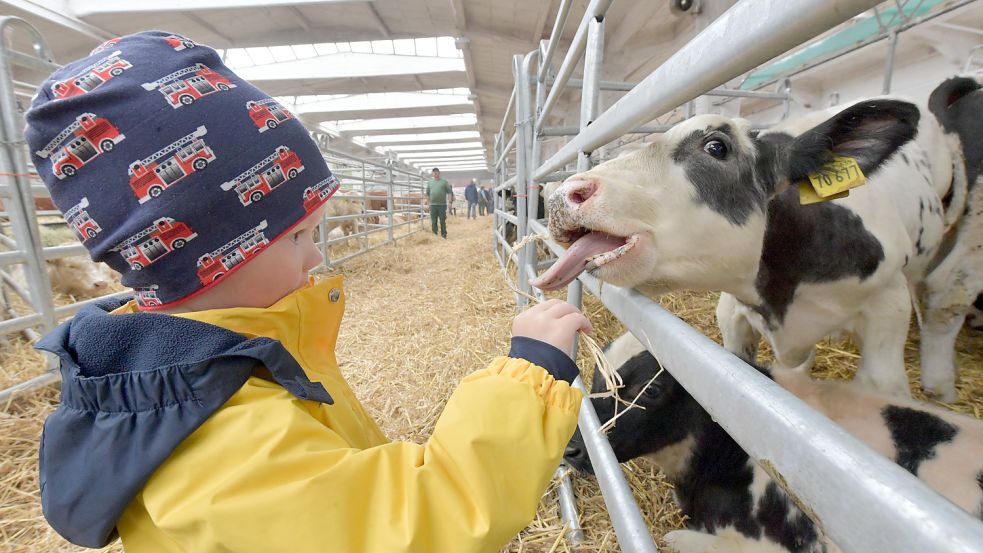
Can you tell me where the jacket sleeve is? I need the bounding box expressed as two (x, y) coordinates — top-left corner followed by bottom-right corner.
(122, 357), (582, 553)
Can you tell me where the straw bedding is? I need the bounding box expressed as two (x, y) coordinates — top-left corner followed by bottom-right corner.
(0, 215), (980, 552)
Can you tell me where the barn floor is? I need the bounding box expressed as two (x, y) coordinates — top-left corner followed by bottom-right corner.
(1, 214), (981, 552)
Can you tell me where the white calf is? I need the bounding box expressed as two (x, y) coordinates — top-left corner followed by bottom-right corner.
(534, 99), (955, 398)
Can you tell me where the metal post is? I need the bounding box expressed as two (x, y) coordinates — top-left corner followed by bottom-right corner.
(386, 160), (395, 244)
(567, 16), (605, 359)
(0, 18), (58, 332)
(882, 30), (899, 95)
(513, 54), (534, 308)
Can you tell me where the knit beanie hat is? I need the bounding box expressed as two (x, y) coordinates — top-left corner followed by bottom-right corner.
(24, 31), (339, 310)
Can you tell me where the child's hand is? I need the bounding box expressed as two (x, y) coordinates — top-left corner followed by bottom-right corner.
(512, 299), (593, 357)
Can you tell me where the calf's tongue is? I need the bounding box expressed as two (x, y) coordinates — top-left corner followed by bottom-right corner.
(530, 232), (626, 291)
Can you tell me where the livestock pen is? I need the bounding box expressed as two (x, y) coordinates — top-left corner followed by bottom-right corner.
(493, 0), (983, 551)
(1, 1), (983, 553)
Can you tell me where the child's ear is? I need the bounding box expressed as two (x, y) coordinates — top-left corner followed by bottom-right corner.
(786, 99), (920, 183)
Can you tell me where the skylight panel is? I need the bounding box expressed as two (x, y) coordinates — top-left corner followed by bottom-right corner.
(393, 38), (416, 56)
(245, 47), (275, 65)
(351, 41), (373, 54)
(362, 131), (481, 143)
(291, 44), (318, 59)
(224, 48), (253, 69)
(436, 37), (459, 58)
(415, 37), (438, 57)
(385, 142), (484, 152)
(268, 45), (296, 63)
(371, 40), (395, 55)
(313, 42), (338, 55)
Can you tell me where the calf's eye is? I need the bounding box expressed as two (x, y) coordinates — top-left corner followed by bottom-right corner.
(703, 139), (727, 159)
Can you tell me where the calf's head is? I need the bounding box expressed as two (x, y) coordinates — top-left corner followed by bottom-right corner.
(533, 100), (920, 294)
(564, 334), (703, 477)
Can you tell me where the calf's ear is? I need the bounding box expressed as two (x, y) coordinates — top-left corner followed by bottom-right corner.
(928, 76), (981, 120)
(787, 99), (920, 182)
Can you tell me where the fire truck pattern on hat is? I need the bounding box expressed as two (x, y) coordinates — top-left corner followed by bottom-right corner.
(25, 31), (339, 310)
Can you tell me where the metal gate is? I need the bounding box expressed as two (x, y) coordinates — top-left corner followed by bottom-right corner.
(493, 1), (983, 551)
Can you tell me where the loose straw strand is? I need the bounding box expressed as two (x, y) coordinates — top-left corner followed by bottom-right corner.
(503, 234), (625, 412)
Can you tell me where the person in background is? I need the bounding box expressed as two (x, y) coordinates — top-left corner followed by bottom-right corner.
(477, 182), (489, 216)
(426, 167), (452, 238)
(465, 179), (479, 220)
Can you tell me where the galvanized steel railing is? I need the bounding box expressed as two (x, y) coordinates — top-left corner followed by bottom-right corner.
(493, 1), (983, 552)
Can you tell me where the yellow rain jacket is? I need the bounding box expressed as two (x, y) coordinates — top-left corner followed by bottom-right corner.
(38, 277), (582, 552)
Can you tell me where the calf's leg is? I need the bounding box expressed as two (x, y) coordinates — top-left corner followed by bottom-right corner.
(716, 293), (760, 364)
(853, 274), (912, 398)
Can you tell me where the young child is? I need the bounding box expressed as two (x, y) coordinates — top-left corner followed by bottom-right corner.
(27, 32), (589, 552)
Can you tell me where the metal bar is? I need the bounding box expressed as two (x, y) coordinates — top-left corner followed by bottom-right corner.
(554, 464), (585, 542)
(534, 0), (886, 181)
(572, 377), (660, 553)
(41, 244), (87, 261)
(0, 17), (58, 331)
(539, 0), (574, 82)
(571, 78), (792, 100)
(882, 30), (899, 95)
(0, 370), (59, 403)
(0, 312), (42, 335)
(513, 53), (536, 308)
(537, 0), (616, 130)
(498, 85), (518, 137)
(494, 132), (518, 169)
(0, 250), (27, 266)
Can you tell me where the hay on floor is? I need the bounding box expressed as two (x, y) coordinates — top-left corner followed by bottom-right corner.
(0, 214), (980, 553)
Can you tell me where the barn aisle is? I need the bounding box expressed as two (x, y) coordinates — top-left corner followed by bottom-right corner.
(328, 215), (686, 552)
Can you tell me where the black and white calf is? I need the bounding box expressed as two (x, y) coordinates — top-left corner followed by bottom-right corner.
(923, 77), (983, 390)
(534, 99), (960, 399)
(564, 333), (983, 553)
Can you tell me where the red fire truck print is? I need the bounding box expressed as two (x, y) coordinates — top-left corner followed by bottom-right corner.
(165, 34), (196, 51)
(303, 176), (341, 213)
(64, 197), (101, 242)
(141, 63), (236, 109)
(35, 113), (125, 180)
(247, 98), (295, 132)
(134, 285), (162, 308)
(196, 220), (269, 285)
(129, 126), (215, 203)
(51, 51), (132, 99)
(112, 217), (197, 271)
(220, 146), (304, 206)
(90, 38), (121, 55)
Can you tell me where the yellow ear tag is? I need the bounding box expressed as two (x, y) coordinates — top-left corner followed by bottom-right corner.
(799, 182), (849, 205)
(807, 155), (867, 198)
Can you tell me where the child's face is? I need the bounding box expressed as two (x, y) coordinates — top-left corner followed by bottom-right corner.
(174, 206), (326, 312)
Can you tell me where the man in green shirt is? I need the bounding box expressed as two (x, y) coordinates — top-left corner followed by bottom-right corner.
(425, 168), (453, 239)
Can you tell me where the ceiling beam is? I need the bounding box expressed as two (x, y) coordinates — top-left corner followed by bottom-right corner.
(69, 0), (367, 16)
(532, 0), (557, 42)
(365, 2), (391, 38)
(449, 0), (468, 30)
